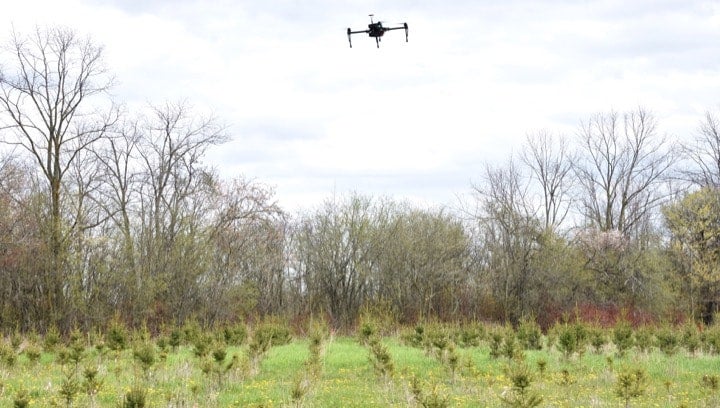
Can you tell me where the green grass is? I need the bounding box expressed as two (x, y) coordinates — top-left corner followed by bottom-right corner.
(1, 334), (719, 407)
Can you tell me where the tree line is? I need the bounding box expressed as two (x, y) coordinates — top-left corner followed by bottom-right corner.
(0, 26), (718, 332)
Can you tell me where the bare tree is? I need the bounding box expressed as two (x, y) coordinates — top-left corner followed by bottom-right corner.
(521, 130), (574, 232)
(293, 194), (392, 328)
(471, 159), (541, 323)
(203, 177), (286, 322)
(680, 109), (720, 187)
(0, 26), (117, 326)
(573, 108), (674, 236)
(135, 101), (226, 323)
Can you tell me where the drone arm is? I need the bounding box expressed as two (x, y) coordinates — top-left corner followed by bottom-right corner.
(347, 28), (371, 48)
(384, 23), (409, 42)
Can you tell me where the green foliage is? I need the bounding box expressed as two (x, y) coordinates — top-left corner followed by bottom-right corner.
(120, 385), (147, 408)
(410, 376), (450, 408)
(588, 326), (608, 353)
(501, 360), (543, 408)
(615, 367), (647, 407)
(202, 345), (238, 388)
(633, 326), (654, 353)
(132, 342), (157, 373)
(23, 343), (42, 365)
(613, 321), (634, 357)
(555, 323), (587, 359)
(701, 324), (720, 354)
(535, 358), (547, 378)
(182, 319), (203, 346)
(702, 374), (720, 393)
(681, 322), (701, 355)
(0, 341), (16, 368)
(44, 325), (62, 352)
(10, 330), (22, 350)
(358, 318), (377, 346)
(654, 326), (679, 356)
(453, 322), (485, 347)
(489, 329), (504, 359)
(516, 317), (542, 350)
(501, 330), (521, 360)
(13, 389), (30, 408)
(106, 320), (129, 352)
(59, 374), (80, 407)
(60, 344), (87, 371)
(223, 323), (247, 346)
(367, 337), (393, 380)
(307, 319), (329, 370)
(82, 366), (103, 398)
(290, 374), (311, 405)
(253, 321), (292, 348)
(401, 324), (425, 347)
(192, 334), (213, 359)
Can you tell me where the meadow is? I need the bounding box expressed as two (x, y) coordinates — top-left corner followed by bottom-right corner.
(1, 319), (720, 407)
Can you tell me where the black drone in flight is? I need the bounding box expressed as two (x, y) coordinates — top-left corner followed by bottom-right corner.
(347, 14), (408, 48)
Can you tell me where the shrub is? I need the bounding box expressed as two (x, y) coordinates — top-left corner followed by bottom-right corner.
(588, 327), (608, 353)
(13, 389), (30, 408)
(400, 325), (425, 348)
(502, 331), (520, 360)
(169, 328), (182, 350)
(501, 360), (543, 407)
(223, 323), (247, 346)
(655, 326), (679, 356)
(253, 322), (292, 348)
(182, 318), (204, 346)
(83, 366), (103, 399)
(634, 326), (654, 353)
(106, 320), (129, 352)
(133, 342), (157, 374)
(358, 317), (377, 346)
(0, 341), (17, 368)
(23, 343), (42, 365)
(613, 321), (634, 357)
(681, 323), (701, 355)
(43, 325), (61, 352)
(489, 330), (504, 359)
(454, 322), (485, 347)
(516, 318), (543, 350)
(410, 376), (449, 408)
(702, 374), (719, 393)
(615, 367), (647, 407)
(192, 334), (214, 358)
(556, 324), (578, 359)
(121, 385), (147, 408)
(368, 337), (393, 380)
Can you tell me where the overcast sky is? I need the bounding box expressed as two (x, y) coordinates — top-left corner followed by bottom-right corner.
(5, 0), (720, 211)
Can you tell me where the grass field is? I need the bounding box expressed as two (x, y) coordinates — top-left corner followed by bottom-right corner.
(1, 324), (720, 407)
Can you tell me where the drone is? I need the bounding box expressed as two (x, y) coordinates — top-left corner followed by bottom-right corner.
(347, 14), (408, 48)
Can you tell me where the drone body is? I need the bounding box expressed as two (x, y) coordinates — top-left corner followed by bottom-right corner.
(347, 14), (408, 48)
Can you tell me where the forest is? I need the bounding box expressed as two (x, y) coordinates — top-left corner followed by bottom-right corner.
(1, 26), (719, 334)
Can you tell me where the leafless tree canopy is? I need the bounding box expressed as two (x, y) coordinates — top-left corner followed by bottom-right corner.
(521, 130), (574, 231)
(573, 108), (674, 236)
(680, 109), (720, 187)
